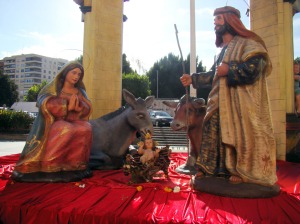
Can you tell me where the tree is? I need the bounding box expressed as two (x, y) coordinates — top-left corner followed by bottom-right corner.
(147, 53), (185, 99)
(146, 53), (208, 100)
(122, 54), (134, 74)
(122, 73), (150, 105)
(295, 57), (300, 64)
(146, 53), (206, 99)
(196, 59), (206, 73)
(183, 54), (209, 101)
(0, 73), (18, 107)
(185, 54), (207, 73)
(76, 55), (83, 64)
(24, 81), (48, 102)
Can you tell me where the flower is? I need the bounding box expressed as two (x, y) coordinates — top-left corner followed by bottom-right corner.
(173, 186), (180, 193)
(75, 182), (85, 188)
(164, 186), (173, 193)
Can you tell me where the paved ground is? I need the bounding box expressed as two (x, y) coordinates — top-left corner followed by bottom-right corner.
(0, 141), (25, 156)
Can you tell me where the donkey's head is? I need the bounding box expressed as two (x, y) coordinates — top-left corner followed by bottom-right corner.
(122, 89), (154, 137)
(163, 94), (206, 131)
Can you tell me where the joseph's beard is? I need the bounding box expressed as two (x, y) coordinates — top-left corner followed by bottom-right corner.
(215, 24), (227, 36)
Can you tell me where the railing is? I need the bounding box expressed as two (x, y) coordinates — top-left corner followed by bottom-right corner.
(152, 126), (188, 152)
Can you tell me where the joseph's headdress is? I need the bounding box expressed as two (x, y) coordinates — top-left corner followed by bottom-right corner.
(214, 6), (241, 18)
(213, 6), (267, 49)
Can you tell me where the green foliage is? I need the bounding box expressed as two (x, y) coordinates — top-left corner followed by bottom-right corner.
(147, 53), (186, 98)
(122, 53), (134, 74)
(76, 55), (83, 64)
(122, 73), (151, 105)
(24, 81), (48, 102)
(146, 53), (207, 99)
(0, 110), (34, 132)
(0, 73), (19, 107)
(295, 57), (300, 64)
(196, 59), (206, 73)
(186, 54), (207, 73)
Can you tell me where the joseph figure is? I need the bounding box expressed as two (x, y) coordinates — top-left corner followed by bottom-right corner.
(180, 6), (277, 187)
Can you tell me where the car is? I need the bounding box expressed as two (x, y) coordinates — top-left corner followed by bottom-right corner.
(149, 110), (173, 127)
(22, 111), (37, 118)
(28, 112), (38, 118)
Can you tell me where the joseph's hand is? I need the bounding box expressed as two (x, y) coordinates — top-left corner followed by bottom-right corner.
(180, 74), (192, 87)
(216, 63), (229, 77)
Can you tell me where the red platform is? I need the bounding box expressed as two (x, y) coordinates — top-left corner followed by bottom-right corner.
(0, 153), (299, 223)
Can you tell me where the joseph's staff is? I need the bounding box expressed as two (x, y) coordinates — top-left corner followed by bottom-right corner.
(174, 24), (190, 157)
(174, 24), (186, 75)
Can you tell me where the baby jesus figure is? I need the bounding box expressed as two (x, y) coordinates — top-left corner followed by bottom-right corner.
(137, 132), (161, 164)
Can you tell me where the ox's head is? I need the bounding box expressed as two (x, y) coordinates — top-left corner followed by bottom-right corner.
(163, 94), (206, 131)
(122, 89), (154, 137)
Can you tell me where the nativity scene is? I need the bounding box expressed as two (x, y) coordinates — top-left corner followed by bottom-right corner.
(0, 1), (299, 223)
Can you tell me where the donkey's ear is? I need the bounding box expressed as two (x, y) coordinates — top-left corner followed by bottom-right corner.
(122, 89), (136, 106)
(191, 98), (206, 108)
(145, 95), (155, 108)
(163, 100), (178, 109)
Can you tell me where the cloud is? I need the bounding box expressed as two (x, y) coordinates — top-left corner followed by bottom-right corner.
(1, 30), (83, 61)
(196, 7), (214, 16)
(293, 14), (300, 57)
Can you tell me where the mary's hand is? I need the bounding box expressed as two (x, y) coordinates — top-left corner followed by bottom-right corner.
(74, 95), (83, 112)
(68, 94), (77, 111)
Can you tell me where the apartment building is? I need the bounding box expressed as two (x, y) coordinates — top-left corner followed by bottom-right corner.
(0, 60), (4, 73)
(3, 54), (68, 101)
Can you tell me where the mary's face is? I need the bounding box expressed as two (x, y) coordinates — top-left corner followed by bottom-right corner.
(65, 68), (82, 86)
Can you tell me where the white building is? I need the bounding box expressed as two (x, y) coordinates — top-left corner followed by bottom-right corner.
(10, 102), (38, 117)
(3, 54), (68, 101)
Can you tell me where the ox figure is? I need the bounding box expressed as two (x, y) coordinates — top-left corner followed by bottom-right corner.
(163, 94), (206, 174)
(89, 89), (154, 170)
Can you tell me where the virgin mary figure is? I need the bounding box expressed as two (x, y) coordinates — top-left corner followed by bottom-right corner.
(12, 61), (93, 182)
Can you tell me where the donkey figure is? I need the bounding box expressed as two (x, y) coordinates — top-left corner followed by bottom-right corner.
(163, 94), (206, 174)
(89, 89), (154, 170)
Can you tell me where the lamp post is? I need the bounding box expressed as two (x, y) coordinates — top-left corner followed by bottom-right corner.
(156, 70), (159, 98)
(190, 0), (196, 97)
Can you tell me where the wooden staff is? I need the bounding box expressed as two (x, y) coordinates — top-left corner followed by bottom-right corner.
(174, 24), (190, 158)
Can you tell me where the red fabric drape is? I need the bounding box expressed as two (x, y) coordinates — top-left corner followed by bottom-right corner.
(0, 153), (299, 224)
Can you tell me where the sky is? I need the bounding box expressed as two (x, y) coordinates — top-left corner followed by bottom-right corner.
(0, 0), (300, 73)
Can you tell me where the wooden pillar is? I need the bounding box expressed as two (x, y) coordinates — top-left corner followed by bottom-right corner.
(79, 0), (123, 118)
(250, 0), (294, 160)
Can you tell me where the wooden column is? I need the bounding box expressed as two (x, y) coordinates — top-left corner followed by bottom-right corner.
(80, 0), (123, 119)
(250, 0), (294, 160)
